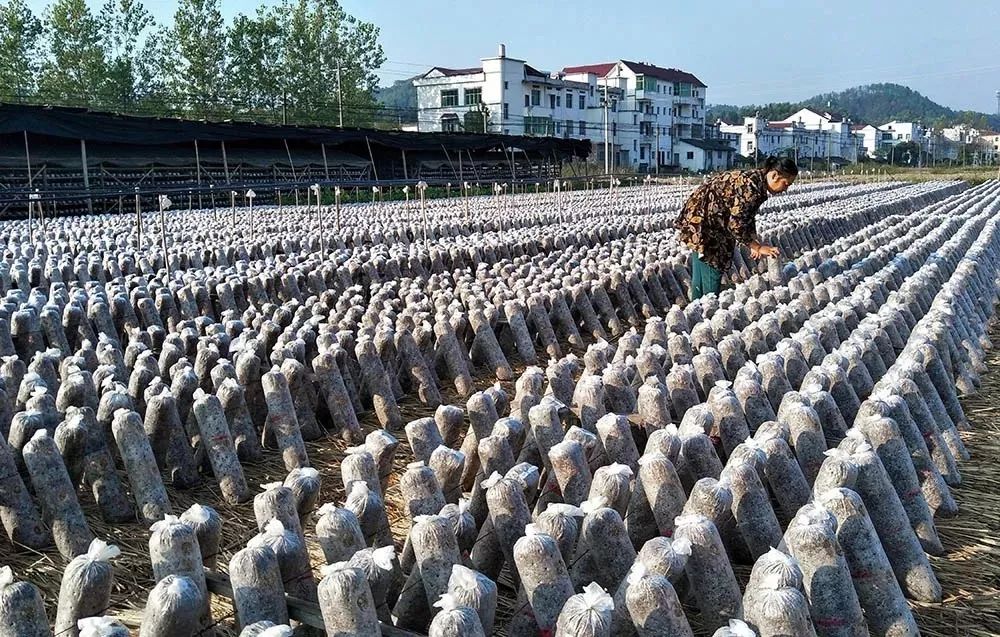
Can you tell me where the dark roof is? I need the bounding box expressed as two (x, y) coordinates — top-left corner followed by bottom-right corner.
(621, 61), (707, 87)
(0, 103), (592, 158)
(678, 138), (735, 152)
(423, 66), (482, 78)
(562, 63), (617, 76)
(524, 64), (547, 78)
(561, 60), (707, 87)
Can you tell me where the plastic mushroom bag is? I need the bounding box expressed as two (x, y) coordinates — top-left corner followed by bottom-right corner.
(555, 585), (615, 636)
(56, 538), (121, 637)
(77, 616), (130, 637)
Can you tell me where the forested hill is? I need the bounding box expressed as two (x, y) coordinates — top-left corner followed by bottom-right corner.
(708, 83), (998, 130)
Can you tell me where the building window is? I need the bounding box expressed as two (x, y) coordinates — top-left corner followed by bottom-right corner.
(578, 94), (585, 109)
(531, 89), (541, 106)
(440, 89), (458, 107)
(503, 103), (509, 119)
(566, 91), (573, 106)
(464, 87), (482, 106)
(640, 147), (646, 159)
(686, 151), (694, 160)
(441, 115), (459, 132)
(556, 122), (562, 134)
(612, 122), (616, 136)
(579, 121), (586, 135)
(556, 95), (562, 107)
(566, 120), (575, 135)
(633, 140), (637, 151)
(524, 116), (553, 136)
(504, 81), (508, 89)
(524, 94), (529, 107)
(633, 114), (638, 125)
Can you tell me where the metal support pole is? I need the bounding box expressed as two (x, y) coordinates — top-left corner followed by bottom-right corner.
(80, 139), (92, 213)
(283, 139), (297, 182)
(321, 143), (330, 181)
(221, 141), (231, 184)
(134, 187), (142, 242)
(402, 149), (409, 180)
(194, 139), (203, 209)
(364, 136), (380, 181)
(335, 187), (342, 232)
(160, 199), (169, 276)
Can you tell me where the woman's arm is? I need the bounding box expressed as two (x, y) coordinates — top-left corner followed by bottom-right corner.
(728, 182), (778, 258)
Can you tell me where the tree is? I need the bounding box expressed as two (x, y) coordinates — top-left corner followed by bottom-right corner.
(0, 0), (42, 99)
(169, 0), (226, 114)
(39, 0), (106, 104)
(134, 24), (175, 115)
(226, 7), (282, 116)
(277, 0), (385, 126)
(99, 0), (158, 110)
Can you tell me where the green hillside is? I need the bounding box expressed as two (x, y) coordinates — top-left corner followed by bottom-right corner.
(709, 83), (997, 130)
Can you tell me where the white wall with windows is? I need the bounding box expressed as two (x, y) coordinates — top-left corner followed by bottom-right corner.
(415, 47), (707, 170)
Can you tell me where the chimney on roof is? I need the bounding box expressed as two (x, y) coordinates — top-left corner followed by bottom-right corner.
(499, 43), (506, 58)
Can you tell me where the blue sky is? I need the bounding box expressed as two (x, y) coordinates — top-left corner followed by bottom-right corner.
(27, 0), (1000, 112)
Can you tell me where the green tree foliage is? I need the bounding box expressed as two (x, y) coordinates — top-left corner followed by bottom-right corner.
(39, 0), (106, 103)
(169, 0), (226, 112)
(708, 83), (1000, 131)
(99, 0), (157, 109)
(277, 0), (386, 126)
(0, 0), (42, 98)
(226, 7), (282, 113)
(0, 0), (386, 127)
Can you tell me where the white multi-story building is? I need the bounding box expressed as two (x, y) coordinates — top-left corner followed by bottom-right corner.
(413, 45), (707, 171)
(880, 121), (924, 144)
(978, 133), (1000, 163)
(720, 109), (863, 165)
(941, 123), (980, 143)
(853, 124), (881, 158)
(773, 108), (862, 162)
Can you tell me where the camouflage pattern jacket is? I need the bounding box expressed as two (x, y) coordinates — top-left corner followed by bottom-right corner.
(674, 168), (769, 271)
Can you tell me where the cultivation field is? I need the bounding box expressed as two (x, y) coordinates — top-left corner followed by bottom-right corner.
(1, 177), (998, 637)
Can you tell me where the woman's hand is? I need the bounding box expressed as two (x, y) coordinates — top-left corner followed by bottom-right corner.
(749, 241), (779, 259)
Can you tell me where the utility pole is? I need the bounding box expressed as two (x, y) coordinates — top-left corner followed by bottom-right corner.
(336, 62), (345, 128)
(655, 127), (660, 176)
(603, 85), (610, 175)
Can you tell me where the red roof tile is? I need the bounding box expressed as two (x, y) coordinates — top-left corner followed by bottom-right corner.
(562, 61), (706, 87)
(621, 61), (707, 88)
(562, 62), (617, 77)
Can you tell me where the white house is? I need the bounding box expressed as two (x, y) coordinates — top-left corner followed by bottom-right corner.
(412, 46), (708, 171)
(562, 60), (707, 170)
(721, 111), (862, 164)
(773, 108), (862, 162)
(413, 46), (605, 142)
(880, 121), (924, 144)
(941, 124), (979, 143)
(978, 132), (1000, 163)
(674, 138), (735, 172)
(853, 124), (881, 158)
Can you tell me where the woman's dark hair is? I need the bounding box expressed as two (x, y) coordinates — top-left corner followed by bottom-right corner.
(762, 156), (799, 177)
